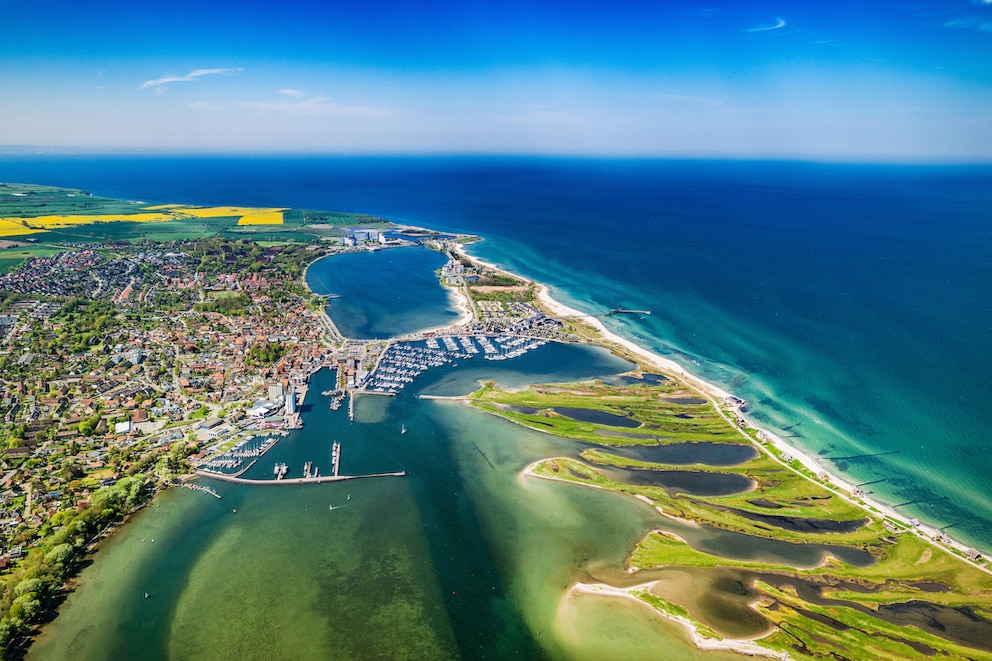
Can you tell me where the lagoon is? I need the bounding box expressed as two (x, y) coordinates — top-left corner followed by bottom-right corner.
(306, 247), (460, 339)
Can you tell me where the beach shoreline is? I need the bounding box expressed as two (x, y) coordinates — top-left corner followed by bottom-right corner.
(451, 242), (990, 570)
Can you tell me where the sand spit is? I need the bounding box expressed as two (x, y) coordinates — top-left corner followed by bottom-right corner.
(565, 582), (790, 660)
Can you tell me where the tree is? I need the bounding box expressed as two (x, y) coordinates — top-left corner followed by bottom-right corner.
(44, 543), (74, 568)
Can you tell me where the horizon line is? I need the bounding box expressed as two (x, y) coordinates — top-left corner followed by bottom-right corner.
(1, 145), (991, 167)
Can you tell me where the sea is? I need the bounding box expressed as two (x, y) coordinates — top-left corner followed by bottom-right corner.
(3, 156), (990, 659)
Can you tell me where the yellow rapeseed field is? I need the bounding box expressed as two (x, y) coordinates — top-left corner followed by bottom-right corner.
(178, 206), (287, 218)
(0, 219), (42, 237)
(12, 213), (175, 227)
(0, 213), (179, 237)
(0, 205), (287, 237)
(237, 211), (285, 225)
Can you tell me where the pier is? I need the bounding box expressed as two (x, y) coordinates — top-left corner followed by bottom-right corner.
(193, 470), (406, 486)
(607, 308), (651, 316)
(181, 483), (222, 499)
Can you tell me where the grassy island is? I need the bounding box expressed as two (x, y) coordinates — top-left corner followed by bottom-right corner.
(469, 376), (992, 660)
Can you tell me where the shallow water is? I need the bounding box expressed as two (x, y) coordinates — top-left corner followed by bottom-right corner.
(34, 335), (735, 659)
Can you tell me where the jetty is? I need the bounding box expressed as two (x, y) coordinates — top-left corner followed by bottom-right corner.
(181, 483), (222, 499)
(331, 441), (341, 476)
(607, 308), (651, 316)
(193, 470), (406, 486)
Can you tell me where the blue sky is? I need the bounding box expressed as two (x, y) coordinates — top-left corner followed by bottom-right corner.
(2, 0), (991, 160)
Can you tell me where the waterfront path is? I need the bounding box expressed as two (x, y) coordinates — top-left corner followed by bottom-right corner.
(195, 469), (406, 486)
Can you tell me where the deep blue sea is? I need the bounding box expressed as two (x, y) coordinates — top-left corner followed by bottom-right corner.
(2, 155), (991, 550)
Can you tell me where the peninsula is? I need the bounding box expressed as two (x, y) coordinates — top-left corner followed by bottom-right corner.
(0, 182), (990, 660)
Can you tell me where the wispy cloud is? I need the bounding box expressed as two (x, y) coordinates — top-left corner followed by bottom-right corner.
(940, 0), (992, 31)
(243, 91), (392, 118)
(746, 17), (786, 33)
(140, 68), (241, 90)
(943, 16), (992, 31)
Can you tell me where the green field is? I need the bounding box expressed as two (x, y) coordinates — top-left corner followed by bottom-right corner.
(0, 245), (70, 274)
(0, 182), (152, 218)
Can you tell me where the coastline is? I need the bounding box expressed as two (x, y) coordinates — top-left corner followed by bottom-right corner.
(451, 242), (990, 570)
(302, 253), (345, 341)
(426, 283), (474, 333)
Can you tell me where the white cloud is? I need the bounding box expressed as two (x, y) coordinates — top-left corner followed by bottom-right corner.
(746, 18), (786, 33)
(943, 15), (992, 30)
(243, 92), (392, 118)
(140, 68), (241, 90)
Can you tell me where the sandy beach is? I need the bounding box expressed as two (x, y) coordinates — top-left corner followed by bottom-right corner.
(451, 242), (990, 572)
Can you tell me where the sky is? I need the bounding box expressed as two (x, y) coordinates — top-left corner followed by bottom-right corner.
(2, 0), (991, 160)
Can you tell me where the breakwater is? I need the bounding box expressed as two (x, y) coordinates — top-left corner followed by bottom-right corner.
(194, 469), (406, 485)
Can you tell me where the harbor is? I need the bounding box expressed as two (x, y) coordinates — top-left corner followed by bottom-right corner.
(196, 435), (280, 476)
(363, 334), (547, 394)
(198, 417), (360, 486)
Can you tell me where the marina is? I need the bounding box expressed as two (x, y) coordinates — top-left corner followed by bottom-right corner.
(196, 435), (280, 476)
(363, 335), (547, 394)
